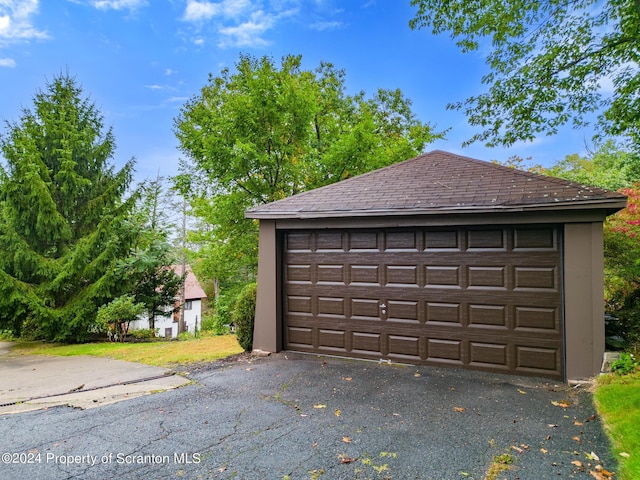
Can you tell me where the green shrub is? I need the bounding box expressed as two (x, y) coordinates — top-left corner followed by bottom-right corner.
(211, 285), (244, 334)
(0, 329), (15, 341)
(233, 282), (257, 352)
(200, 313), (217, 333)
(178, 331), (195, 341)
(611, 352), (640, 375)
(129, 328), (157, 340)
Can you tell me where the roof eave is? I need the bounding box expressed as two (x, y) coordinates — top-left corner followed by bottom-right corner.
(245, 198), (627, 220)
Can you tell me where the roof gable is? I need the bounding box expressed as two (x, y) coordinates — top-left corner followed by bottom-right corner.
(172, 265), (207, 300)
(246, 150), (626, 219)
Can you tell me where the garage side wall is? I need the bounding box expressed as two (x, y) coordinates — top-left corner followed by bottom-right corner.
(564, 222), (605, 381)
(253, 220), (280, 352)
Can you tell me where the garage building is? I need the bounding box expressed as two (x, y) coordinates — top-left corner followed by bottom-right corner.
(245, 150), (626, 382)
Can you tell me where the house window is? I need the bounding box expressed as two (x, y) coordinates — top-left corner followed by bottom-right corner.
(165, 328), (173, 338)
(185, 300), (193, 310)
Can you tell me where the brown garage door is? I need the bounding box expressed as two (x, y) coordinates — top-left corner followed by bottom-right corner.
(283, 226), (564, 379)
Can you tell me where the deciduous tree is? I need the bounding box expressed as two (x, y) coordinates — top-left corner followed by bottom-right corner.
(410, 0), (640, 148)
(173, 54), (444, 307)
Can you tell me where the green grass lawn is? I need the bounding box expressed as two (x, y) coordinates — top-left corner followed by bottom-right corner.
(594, 370), (640, 480)
(9, 333), (243, 367)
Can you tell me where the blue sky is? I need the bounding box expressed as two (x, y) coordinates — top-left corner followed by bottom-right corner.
(0, 0), (600, 184)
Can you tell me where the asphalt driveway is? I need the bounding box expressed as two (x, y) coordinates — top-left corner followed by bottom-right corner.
(1, 352), (614, 479)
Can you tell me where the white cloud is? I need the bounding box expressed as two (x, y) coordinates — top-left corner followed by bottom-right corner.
(145, 84), (164, 90)
(88, 0), (148, 11)
(0, 0), (48, 44)
(309, 20), (342, 31)
(181, 0), (300, 48)
(0, 57), (16, 67)
(218, 13), (274, 47)
(183, 0), (221, 22)
(182, 0), (255, 22)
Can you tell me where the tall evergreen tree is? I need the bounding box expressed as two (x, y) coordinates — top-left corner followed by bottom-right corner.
(0, 74), (136, 341)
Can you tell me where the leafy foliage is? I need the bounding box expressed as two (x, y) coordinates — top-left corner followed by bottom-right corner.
(0, 74), (137, 342)
(611, 352), (640, 375)
(543, 142), (640, 349)
(410, 0), (640, 149)
(232, 282), (257, 352)
(173, 53), (444, 310)
(96, 295), (145, 342)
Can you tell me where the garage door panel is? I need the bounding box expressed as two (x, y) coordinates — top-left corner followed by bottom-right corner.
(514, 227), (557, 250)
(469, 342), (508, 367)
(426, 302), (462, 324)
(351, 298), (380, 319)
(425, 266), (462, 288)
(468, 304), (507, 328)
(318, 329), (347, 351)
(386, 265), (419, 287)
(467, 266), (508, 290)
(388, 335), (421, 360)
(349, 231), (380, 251)
(316, 232), (345, 251)
(515, 306), (560, 332)
(467, 229), (507, 250)
(514, 266), (559, 291)
(350, 265), (381, 285)
(286, 264), (313, 283)
(386, 300), (420, 324)
(287, 296), (313, 314)
(316, 264), (345, 284)
(287, 326), (313, 348)
(427, 339), (464, 364)
(516, 345), (561, 375)
(424, 230), (461, 251)
(352, 332), (382, 355)
(284, 226), (564, 380)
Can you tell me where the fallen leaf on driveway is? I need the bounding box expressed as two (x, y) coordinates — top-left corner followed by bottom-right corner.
(511, 446), (524, 454)
(517, 389), (527, 394)
(586, 451), (600, 462)
(595, 465), (615, 477)
(551, 400), (572, 408)
(573, 420), (584, 426)
(342, 377), (352, 381)
(414, 372), (421, 377)
(590, 469), (615, 480)
(454, 407), (465, 412)
(217, 466), (227, 473)
(548, 424), (559, 428)
(335, 409), (341, 417)
(341, 437), (351, 444)
(339, 455), (358, 464)
(572, 460), (584, 468)
(573, 436), (582, 444)
(540, 448), (548, 454)
(313, 404), (327, 409)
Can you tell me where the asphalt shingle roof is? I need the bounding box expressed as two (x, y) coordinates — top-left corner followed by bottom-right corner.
(245, 150), (627, 219)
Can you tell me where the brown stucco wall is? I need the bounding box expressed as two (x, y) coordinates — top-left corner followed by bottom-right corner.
(252, 220), (280, 353)
(563, 222), (605, 382)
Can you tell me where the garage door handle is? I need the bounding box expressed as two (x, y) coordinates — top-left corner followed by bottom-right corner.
(380, 304), (386, 309)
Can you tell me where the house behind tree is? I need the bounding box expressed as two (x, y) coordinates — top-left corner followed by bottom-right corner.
(130, 265), (207, 338)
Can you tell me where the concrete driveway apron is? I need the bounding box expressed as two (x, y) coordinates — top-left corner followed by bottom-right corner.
(0, 351), (614, 479)
(0, 342), (190, 414)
